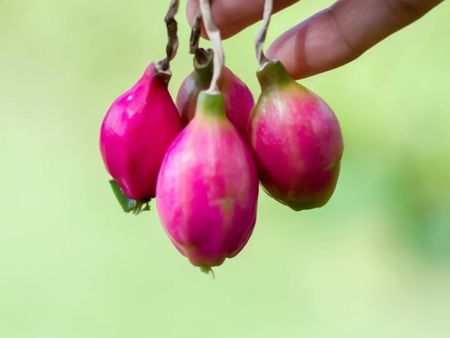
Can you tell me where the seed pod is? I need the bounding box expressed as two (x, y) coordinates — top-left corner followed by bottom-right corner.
(100, 63), (182, 209)
(249, 61), (344, 211)
(157, 91), (259, 268)
(176, 50), (254, 136)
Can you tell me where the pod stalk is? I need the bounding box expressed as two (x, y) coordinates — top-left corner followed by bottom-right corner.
(156, 0), (180, 75)
(255, 0), (275, 69)
(199, 0), (224, 94)
(189, 10), (202, 55)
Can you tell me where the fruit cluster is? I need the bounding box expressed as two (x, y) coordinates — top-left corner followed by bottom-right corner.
(99, 0), (343, 272)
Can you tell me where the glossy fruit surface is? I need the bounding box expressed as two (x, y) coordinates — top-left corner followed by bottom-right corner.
(100, 63), (182, 202)
(249, 61), (344, 211)
(176, 52), (254, 136)
(157, 91), (259, 268)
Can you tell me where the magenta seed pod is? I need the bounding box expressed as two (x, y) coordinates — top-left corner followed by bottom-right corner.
(176, 50), (254, 136)
(157, 91), (259, 268)
(100, 63), (182, 206)
(249, 61), (344, 211)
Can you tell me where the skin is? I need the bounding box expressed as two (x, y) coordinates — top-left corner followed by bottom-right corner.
(251, 62), (344, 210)
(176, 66), (254, 136)
(100, 64), (182, 201)
(186, 0), (444, 79)
(156, 93), (258, 267)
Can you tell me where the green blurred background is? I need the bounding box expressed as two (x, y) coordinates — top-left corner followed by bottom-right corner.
(1, 1), (450, 337)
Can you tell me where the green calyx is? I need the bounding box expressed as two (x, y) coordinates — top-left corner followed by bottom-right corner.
(193, 48), (214, 88)
(257, 60), (294, 90)
(196, 91), (226, 120)
(109, 180), (151, 215)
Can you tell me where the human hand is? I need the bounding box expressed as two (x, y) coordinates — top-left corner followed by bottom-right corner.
(187, 0), (443, 79)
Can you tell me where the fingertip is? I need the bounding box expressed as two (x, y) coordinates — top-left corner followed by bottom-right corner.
(185, 0), (299, 40)
(267, 28), (293, 59)
(186, 0), (198, 26)
(267, 0), (443, 80)
(185, 0), (242, 39)
(267, 27), (307, 79)
(186, 0), (210, 39)
(267, 9), (358, 80)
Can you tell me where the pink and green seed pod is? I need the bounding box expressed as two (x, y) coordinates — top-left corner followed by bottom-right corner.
(156, 91), (259, 268)
(176, 50), (254, 137)
(249, 61), (344, 211)
(100, 63), (182, 206)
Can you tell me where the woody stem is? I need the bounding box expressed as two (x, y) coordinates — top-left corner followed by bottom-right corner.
(157, 0), (180, 73)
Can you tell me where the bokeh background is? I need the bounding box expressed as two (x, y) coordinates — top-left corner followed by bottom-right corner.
(1, 0), (450, 337)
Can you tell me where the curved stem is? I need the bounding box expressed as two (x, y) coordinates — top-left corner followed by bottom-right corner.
(200, 266), (215, 279)
(157, 0), (180, 74)
(255, 0), (274, 69)
(189, 11), (212, 69)
(189, 10), (202, 55)
(199, 0), (224, 94)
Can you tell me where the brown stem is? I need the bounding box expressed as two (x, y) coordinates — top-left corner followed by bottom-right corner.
(189, 10), (202, 55)
(157, 0), (180, 74)
(190, 11), (212, 72)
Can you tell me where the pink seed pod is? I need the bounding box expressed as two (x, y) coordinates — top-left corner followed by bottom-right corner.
(157, 91), (259, 268)
(100, 63), (182, 206)
(176, 50), (254, 136)
(249, 61), (344, 211)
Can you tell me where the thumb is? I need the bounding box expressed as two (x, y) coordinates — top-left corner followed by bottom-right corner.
(267, 0), (443, 79)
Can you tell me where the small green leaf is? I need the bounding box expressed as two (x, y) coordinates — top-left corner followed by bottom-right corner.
(109, 180), (136, 213)
(108, 180), (151, 215)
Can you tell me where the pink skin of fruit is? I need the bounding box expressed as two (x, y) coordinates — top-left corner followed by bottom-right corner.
(157, 92), (259, 268)
(100, 63), (182, 202)
(249, 61), (344, 211)
(176, 53), (254, 136)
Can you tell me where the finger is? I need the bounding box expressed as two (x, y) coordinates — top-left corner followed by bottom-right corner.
(186, 0), (299, 39)
(267, 0), (443, 79)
